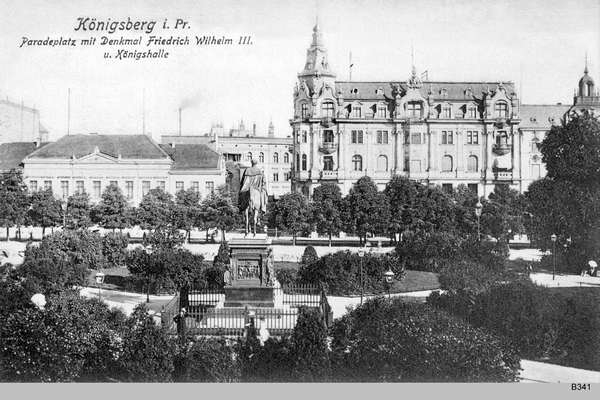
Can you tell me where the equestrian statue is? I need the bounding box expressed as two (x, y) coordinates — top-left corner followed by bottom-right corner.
(238, 159), (268, 236)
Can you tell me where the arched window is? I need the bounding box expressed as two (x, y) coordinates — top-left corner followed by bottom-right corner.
(442, 155), (453, 172)
(323, 156), (334, 171)
(377, 155), (388, 172)
(246, 152), (252, 161)
(531, 138), (540, 153)
(302, 154), (307, 171)
(352, 155), (363, 171)
(259, 152), (264, 163)
(284, 153), (290, 163)
(322, 101), (335, 118)
(467, 155), (478, 172)
(495, 101), (508, 118)
(273, 152), (279, 163)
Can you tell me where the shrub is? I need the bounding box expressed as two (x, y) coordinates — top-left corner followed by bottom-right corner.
(274, 267), (297, 286)
(173, 337), (240, 382)
(330, 297), (520, 382)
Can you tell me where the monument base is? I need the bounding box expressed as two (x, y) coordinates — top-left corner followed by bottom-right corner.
(224, 285), (275, 308)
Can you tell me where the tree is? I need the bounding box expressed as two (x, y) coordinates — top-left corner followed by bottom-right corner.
(0, 169), (29, 240)
(65, 191), (93, 230)
(383, 175), (420, 242)
(27, 188), (62, 236)
(481, 184), (526, 241)
(94, 183), (132, 231)
(200, 185), (240, 242)
(329, 297), (520, 382)
(270, 191), (310, 246)
(310, 183), (343, 246)
(126, 248), (167, 302)
(173, 188), (201, 242)
(527, 110), (600, 269)
(135, 188), (174, 231)
(102, 232), (129, 267)
(142, 224), (186, 252)
(289, 306), (331, 381)
(344, 177), (390, 246)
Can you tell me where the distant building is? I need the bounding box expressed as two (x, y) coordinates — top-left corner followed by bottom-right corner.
(21, 134), (225, 205)
(0, 98), (48, 146)
(289, 23), (597, 197)
(162, 121), (292, 199)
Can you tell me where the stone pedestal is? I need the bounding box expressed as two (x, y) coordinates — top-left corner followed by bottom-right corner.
(224, 235), (274, 308)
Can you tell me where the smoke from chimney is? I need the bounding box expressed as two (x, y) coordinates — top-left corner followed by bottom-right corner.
(179, 108), (182, 136)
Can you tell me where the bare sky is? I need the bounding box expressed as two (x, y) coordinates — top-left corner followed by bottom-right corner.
(0, 0), (598, 141)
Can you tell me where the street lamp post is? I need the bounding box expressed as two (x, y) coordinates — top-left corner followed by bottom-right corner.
(551, 234), (557, 280)
(358, 249), (365, 304)
(384, 269), (395, 300)
(95, 272), (105, 300)
(475, 201), (483, 241)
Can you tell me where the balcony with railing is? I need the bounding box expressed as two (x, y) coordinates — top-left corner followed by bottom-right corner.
(319, 142), (338, 154)
(320, 170), (338, 180)
(494, 171), (513, 181)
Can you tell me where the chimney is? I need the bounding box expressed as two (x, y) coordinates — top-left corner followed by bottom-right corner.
(179, 108), (182, 136)
(253, 123), (256, 136)
(170, 142), (176, 148)
(34, 140), (40, 148)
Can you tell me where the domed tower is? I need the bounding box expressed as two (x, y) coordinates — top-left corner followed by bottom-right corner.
(297, 23), (337, 94)
(571, 56), (600, 112)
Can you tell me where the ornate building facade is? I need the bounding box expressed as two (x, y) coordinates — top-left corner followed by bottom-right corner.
(289, 24), (594, 197)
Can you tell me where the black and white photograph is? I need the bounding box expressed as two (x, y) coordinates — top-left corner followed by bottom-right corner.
(0, 0), (599, 392)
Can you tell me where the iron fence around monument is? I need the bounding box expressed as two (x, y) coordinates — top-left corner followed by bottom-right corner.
(160, 283), (328, 337)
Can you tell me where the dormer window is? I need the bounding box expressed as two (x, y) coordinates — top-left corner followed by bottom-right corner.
(468, 106), (477, 119)
(352, 105), (361, 118)
(442, 106), (451, 119)
(322, 101), (335, 118)
(377, 104), (387, 118)
(495, 101), (508, 118)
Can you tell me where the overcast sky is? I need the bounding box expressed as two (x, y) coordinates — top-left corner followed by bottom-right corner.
(0, 0), (598, 141)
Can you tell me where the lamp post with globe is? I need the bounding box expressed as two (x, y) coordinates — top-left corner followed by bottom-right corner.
(95, 272), (105, 300)
(475, 201), (483, 241)
(551, 234), (557, 280)
(384, 269), (395, 300)
(358, 249), (365, 304)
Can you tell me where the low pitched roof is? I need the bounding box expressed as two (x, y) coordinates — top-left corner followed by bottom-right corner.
(0, 142), (48, 170)
(27, 134), (169, 159)
(159, 144), (221, 170)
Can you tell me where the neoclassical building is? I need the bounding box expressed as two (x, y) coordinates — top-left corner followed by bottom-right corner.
(289, 24), (595, 197)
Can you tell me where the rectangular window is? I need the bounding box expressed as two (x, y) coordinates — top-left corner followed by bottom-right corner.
(142, 181), (150, 196)
(296, 130), (300, 144)
(44, 180), (52, 190)
(273, 173), (279, 182)
(467, 131), (472, 144)
(302, 130), (307, 143)
(61, 181), (69, 199)
(93, 181), (101, 198)
(191, 181), (199, 193)
(176, 181), (184, 192)
(351, 130), (364, 144)
(76, 181), (84, 194)
(404, 131), (410, 144)
(441, 131), (454, 145)
(531, 164), (541, 179)
(126, 181), (134, 199)
(157, 181), (166, 191)
(407, 102), (422, 118)
(468, 184), (478, 195)
(29, 180), (37, 192)
(404, 158), (410, 171)
(442, 107), (451, 118)
(442, 183), (453, 193)
(377, 105), (386, 118)
(206, 181), (214, 194)
(377, 130), (382, 144)
(352, 106), (361, 118)
(284, 172), (290, 181)
(411, 132), (421, 144)
(472, 131), (478, 144)
(301, 103), (309, 118)
(468, 107), (477, 119)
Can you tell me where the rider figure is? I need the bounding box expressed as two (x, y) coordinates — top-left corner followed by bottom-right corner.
(239, 159), (268, 234)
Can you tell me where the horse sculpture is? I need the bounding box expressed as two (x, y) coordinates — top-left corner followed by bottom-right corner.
(239, 160), (268, 236)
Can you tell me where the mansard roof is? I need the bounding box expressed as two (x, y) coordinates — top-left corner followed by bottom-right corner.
(0, 142), (48, 170)
(335, 81), (516, 102)
(27, 134), (169, 159)
(519, 104), (570, 129)
(159, 144), (221, 170)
